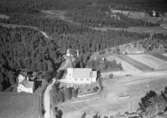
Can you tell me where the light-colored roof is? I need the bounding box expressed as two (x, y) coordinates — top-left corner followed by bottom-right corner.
(21, 80), (34, 88)
(17, 73), (34, 89)
(68, 68), (94, 79)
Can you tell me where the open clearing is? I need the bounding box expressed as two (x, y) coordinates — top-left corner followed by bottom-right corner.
(162, 53), (167, 57)
(59, 71), (167, 118)
(127, 54), (167, 70)
(116, 55), (153, 72)
(0, 14), (9, 19)
(106, 55), (141, 73)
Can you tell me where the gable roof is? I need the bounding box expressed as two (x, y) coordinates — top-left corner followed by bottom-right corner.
(21, 80), (34, 89)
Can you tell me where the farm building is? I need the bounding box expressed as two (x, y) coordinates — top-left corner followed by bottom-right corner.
(17, 73), (35, 94)
(59, 68), (97, 85)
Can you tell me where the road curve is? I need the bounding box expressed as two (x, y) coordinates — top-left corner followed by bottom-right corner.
(43, 79), (56, 118)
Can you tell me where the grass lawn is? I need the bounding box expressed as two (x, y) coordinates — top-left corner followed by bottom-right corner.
(0, 92), (41, 118)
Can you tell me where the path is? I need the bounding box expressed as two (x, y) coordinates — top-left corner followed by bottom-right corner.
(43, 79), (56, 118)
(0, 23), (50, 39)
(91, 26), (167, 34)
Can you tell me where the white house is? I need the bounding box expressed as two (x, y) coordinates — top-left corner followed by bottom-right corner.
(17, 74), (34, 94)
(59, 68), (97, 84)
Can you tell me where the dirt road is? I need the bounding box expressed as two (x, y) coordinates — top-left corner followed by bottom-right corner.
(43, 79), (56, 118)
(0, 23), (50, 39)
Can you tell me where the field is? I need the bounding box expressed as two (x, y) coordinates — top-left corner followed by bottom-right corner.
(106, 55), (142, 73)
(117, 55), (153, 72)
(151, 53), (167, 61)
(0, 93), (41, 118)
(162, 53), (167, 57)
(102, 53), (167, 75)
(127, 54), (167, 70)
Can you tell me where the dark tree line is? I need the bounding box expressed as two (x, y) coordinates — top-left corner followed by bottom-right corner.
(138, 87), (167, 118)
(140, 33), (167, 51)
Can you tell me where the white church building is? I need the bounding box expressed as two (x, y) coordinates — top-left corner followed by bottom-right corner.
(59, 68), (97, 85)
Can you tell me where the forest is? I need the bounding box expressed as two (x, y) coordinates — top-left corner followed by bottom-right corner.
(0, 26), (63, 91)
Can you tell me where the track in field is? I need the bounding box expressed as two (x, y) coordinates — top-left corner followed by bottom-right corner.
(117, 55), (154, 72)
(151, 53), (167, 61)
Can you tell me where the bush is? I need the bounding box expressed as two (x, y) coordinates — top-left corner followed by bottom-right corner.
(138, 88), (167, 117)
(109, 74), (113, 79)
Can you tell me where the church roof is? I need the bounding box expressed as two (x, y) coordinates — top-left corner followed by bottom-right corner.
(67, 68), (96, 79)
